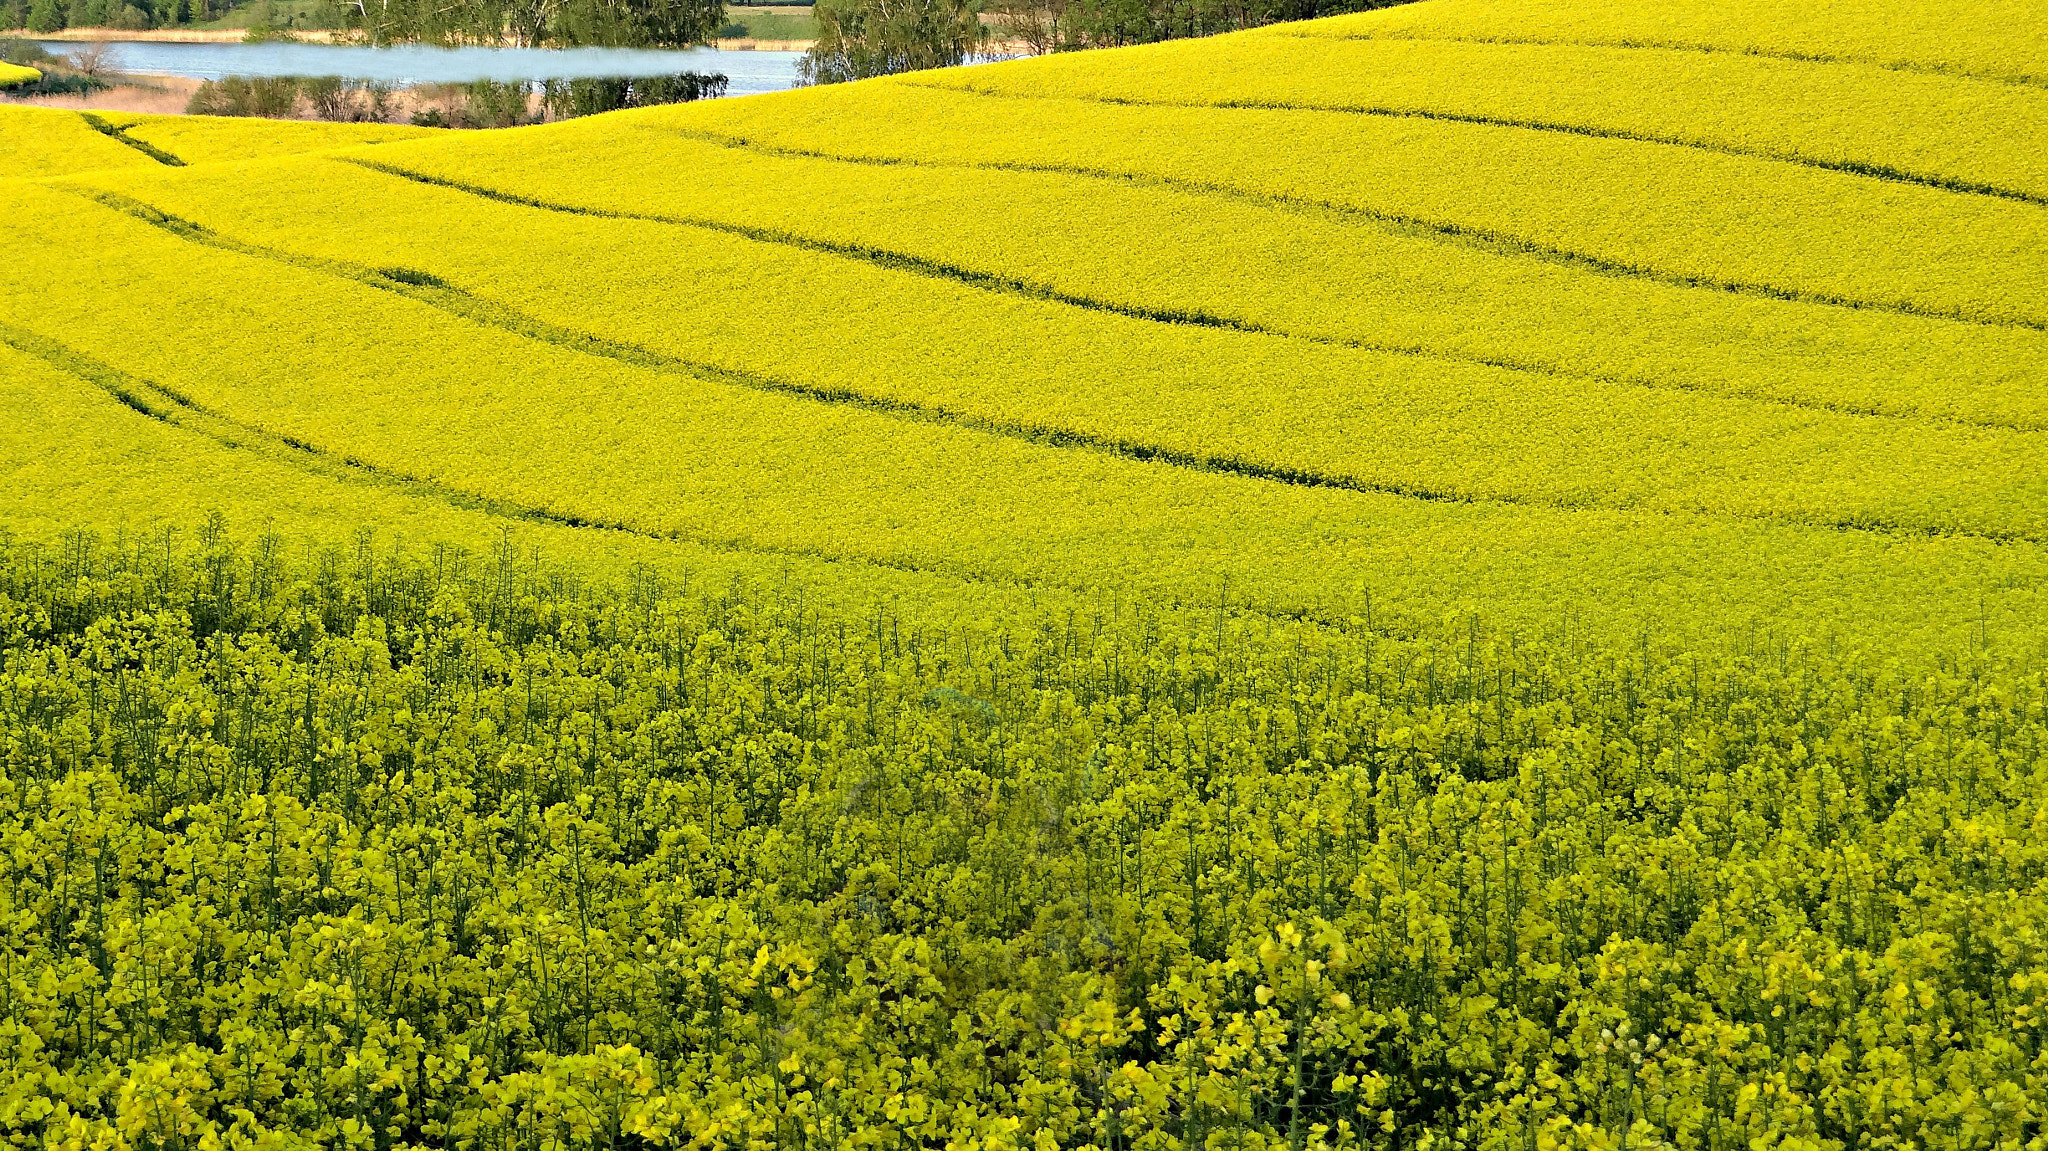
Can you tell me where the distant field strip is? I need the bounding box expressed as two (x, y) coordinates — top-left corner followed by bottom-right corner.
(661, 122), (2048, 338)
(911, 39), (2048, 203)
(0, 318), (462, 494)
(0, 105), (438, 181)
(116, 113), (439, 165)
(1159, 98), (2040, 203)
(333, 123), (2048, 433)
(1277, 29), (2048, 88)
(1272, 0), (2048, 88)
(657, 87), (2048, 330)
(339, 156), (1298, 338)
(551, 130), (1950, 324)
(63, 167), (2048, 546)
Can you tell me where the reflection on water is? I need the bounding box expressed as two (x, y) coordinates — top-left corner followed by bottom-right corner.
(36, 40), (803, 95)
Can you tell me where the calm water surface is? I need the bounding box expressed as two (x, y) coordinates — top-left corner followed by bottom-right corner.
(38, 40), (803, 94)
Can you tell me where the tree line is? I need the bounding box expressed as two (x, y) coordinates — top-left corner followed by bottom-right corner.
(802, 0), (1415, 83)
(989, 0), (1410, 52)
(9, 0), (1405, 67)
(342, 0), (725, 46)
(8, 0), (325, 35)
(6, 0), (727, 45)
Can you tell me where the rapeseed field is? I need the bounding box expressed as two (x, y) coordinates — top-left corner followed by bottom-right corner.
(96, 113), (439, 165)
(0, 106), (162, 178)
(0, 0), (2044, 1144)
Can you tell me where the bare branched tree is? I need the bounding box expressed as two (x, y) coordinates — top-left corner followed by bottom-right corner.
(62, 42), (120, 79)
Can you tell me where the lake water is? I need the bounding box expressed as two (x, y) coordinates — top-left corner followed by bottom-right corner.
(36, 40), (805, 95)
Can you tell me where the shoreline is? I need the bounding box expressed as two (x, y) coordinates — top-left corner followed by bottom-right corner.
(0, 70), (200, 113)
(12, 27), (347, 42)
(8, 31), (1036, 51)
(9, 27), (816, 49)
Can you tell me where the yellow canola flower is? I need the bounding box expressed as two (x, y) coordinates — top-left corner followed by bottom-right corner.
(0, 0), (2042, 1140)
(0, 106), (158, 180)
(5, 179), (2048, 655)
(911, 31), (2048, 202)
(351, 109), (2048, 433)
(0, 339), (1056, 634)
(651, 81), (2048, 330)
(72, 155), (2048, 544)
(1271, 0), (2048, 89)
(115, 113), (441, 167)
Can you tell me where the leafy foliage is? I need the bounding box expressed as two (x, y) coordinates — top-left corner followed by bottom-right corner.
(539, 72), (729, 118)
(986, 0), (1408, 54)
(800, 0), (987, 84)
(0, 526), (2043, 1149)
(341, 0), (725, 48)
(187, 74), (304, 117)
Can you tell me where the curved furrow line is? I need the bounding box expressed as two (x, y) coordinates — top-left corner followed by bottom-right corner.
(654, 126), (2048, 433)
(1269, 29), (2048, 91)
(73, 186), (1525, 514)
(79, 112), (186, 167)
(901, 84), (2045, 206)
(0, 315), (1116, 609)
(74, 185), (2048, 550)
(0, 317), (1420, 633)
(649, 124), (2045, 336)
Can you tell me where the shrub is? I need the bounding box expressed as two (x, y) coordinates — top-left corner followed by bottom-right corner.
(538, 71), (728, 118)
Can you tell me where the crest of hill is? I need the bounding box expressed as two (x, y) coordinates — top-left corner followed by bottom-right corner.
(1286, 0), (2048, 86)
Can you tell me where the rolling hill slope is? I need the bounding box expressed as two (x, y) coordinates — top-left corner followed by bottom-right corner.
(3, 15), (2047, 652)
(1, 1), (2045, 1143)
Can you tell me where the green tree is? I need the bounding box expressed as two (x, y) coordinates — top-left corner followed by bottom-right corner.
(347, 0), (722, 47)
(799, 0), (985, 83)
(988, 0), (1413, 50)
(25, 0), (63, 30)
(548, 0), (726, 45)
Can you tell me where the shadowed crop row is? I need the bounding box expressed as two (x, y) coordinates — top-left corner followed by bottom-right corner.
(312, 113), (2048, 432)
(913, 35), (2048, 202)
